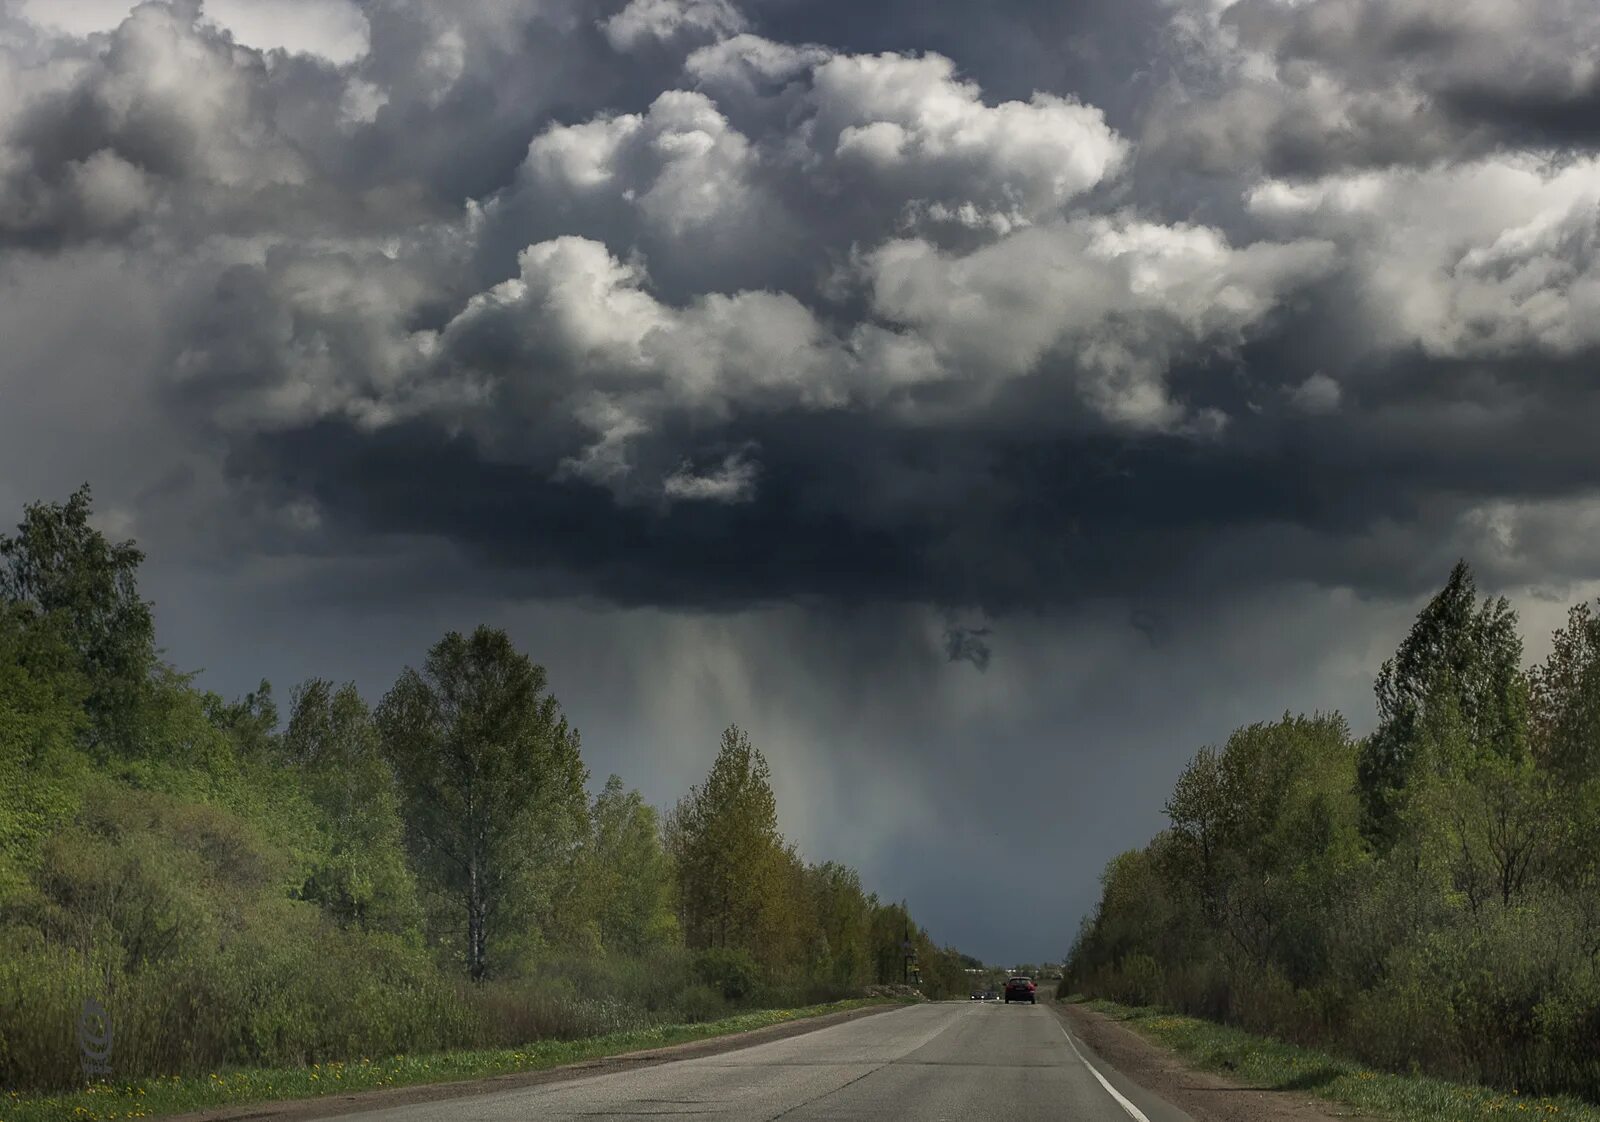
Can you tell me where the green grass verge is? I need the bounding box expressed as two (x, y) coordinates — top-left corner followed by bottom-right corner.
(2, 998), (902, 1122)
(1064, 996), (1596, 1122)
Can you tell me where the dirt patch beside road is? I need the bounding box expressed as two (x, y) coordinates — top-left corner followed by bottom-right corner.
(1055, 1002), (1380, 1122)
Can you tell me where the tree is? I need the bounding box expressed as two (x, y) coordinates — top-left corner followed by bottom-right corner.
(1163, 744), (1228, 926)
(868, 898), (912, 984)
(807, 861), (872, 990)
(1529, 601), (1600, 783)
(285, 679), (420, 936)
(668, 725), (784, 956)
(205, 680), (279, 761)
(1523, 604), (1600, 936)
(1358, 562), (1527, 843)
(1417, 755), (1553, 914)
(586, 775), (678, 956)
(0, 485), (154, 755)
(375, 627), (587, 980)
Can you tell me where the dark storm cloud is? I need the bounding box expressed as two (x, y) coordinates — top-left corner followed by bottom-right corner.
(220, 336), (1600, 615)
(1440, 80), (1600, 150)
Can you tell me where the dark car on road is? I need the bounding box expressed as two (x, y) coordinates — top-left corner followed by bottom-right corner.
(1003, 976), (1036, 1004)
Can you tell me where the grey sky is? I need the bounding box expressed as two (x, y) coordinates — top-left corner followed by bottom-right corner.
(4, 0), (1600, 962)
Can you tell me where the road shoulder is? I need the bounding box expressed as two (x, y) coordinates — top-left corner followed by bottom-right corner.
(1053, 1002), (1378, 1122)
(166, 1003), (904, 1122)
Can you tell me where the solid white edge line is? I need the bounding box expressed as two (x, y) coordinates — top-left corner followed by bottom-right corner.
(1059, 1022), (1154, 1122)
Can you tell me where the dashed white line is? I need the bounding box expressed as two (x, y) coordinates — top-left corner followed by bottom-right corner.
(1058, 1022), (1153, 1122)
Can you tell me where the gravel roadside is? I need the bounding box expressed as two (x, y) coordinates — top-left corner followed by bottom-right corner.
(1053, 1002), (1381, 1122)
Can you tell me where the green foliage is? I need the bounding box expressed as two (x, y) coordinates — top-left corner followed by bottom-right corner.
(1070, 562), (1600, 1105)
(586, 775), (678, 956)
(1530, 602), (1600, 783)
(0, 786), (473, 1091)
(0, 603), (91, 900)
(205, 680), (279, 762)
(0, 485), (155, 756)
(284, 680), (421, 936)
(4, 1000), (896, 1122)
(1, 487), (969, 1099)
(667, 725), (785, 956)
(1359, 561), (1528, 844)
(375, 627), (589, 981)
(807, 861), (874, 991)
(693, 947), (761, 1001)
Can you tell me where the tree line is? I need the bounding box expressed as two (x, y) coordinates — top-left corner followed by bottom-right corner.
(0, 487), (971, 1092)
(1067, 561), (1600, 1102)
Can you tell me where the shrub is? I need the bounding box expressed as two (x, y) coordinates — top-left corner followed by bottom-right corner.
(693, 947), (760, 1003)
(1112, 954), (1163, 1007)
(673, 984), (726, 1024)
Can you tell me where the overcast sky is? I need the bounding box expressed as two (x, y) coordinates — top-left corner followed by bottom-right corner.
(4, 0), (1600, 964)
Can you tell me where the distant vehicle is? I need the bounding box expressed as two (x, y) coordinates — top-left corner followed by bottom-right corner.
(1004, 976), (1036, 1004)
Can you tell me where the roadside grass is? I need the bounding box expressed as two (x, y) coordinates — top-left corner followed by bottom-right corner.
(2, 998), (899, 1122)
(1064, 996), (1598, 1122)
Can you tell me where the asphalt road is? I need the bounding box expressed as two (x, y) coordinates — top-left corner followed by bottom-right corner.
(337, 1001), (1194, 1121)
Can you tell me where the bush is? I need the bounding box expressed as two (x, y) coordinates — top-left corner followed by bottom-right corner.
(0, 785), (477, 1091)
(673, 984), (726, 1024)
(693, 948), (760, 1003)
(1111, 954), (1163, 1007)
(472, 982), (650, 1045)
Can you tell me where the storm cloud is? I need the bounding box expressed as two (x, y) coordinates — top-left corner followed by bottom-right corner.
(5, 0), (1600, 961)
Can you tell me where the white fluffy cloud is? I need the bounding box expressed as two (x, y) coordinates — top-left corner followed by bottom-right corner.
(1147, 0), (1600, 175)
(601, 0), (746, 52)
(685, 36), (1127, 231)
(515, 36), (1127, 272)
(0, 3), (308, 243)
(1249, 154), (1600, 357)
(859, 218), (1334, 427)
(434, 236), (852, 497)
(806, 50), (1128, 228)
(684, 32), (832, 94)
(423, 206), (1335, 488)
(170, 241), (479, 434)
(17, 0), (370, 64)
(523, 90), (764, 239)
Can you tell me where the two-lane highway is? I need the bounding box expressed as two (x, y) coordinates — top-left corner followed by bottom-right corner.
(338, 1001), (1194, 1121)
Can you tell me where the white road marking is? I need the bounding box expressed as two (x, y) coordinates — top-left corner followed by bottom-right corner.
(1058, 1022), (1154, 1122)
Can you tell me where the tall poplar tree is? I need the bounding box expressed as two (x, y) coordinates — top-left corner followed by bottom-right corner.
(587, 774), (678, 956)
(376, 627), (587, 980)
(285, 679), (420, 936)
(668, 725), (784, 955)
(1357, 561), (1527, 843)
